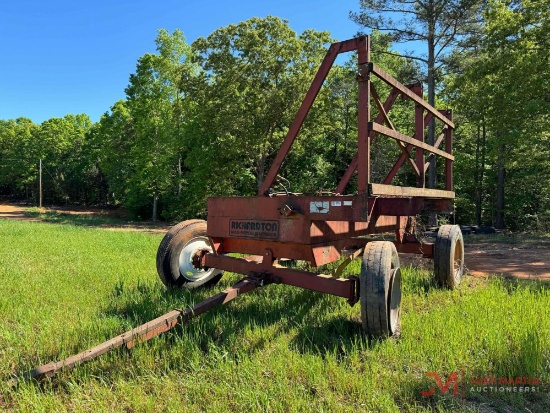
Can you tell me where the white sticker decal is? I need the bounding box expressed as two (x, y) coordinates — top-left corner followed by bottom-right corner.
(310, 201), (330, 214)
(331, 201), (342, 207)
(343, 200), (353, 206)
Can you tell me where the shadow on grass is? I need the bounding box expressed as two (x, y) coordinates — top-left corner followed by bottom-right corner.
(25, 209), (129, 227)
(92, 276), (384, 366)
(24, 268), (442, 386)
(24, 271), (549, 392)
(103, 278), (326, 334)
(289, 316), (367, 359)
(488, 274), (550, 292)
(22, 209), (168, 232)
(40, 277), (366, 370)
(91, 267), (448, 364)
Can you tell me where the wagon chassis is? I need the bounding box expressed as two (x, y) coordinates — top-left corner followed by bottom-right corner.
(20, 35), (464, 383)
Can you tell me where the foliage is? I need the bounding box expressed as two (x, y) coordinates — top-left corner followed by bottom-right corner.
(0, 118), (39, 196)
(35, 114), (94, 204)
(92, 30), (196, 220)
(448, 0), (550, 229)
(0, 115), (95, 204)
(90, 100), (134, 205)
(179, 17), (332, 213)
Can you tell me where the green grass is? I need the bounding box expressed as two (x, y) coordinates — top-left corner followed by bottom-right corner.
(0, 219), (549, 412)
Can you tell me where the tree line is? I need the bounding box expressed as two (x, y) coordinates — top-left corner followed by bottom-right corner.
(0, 1), (548, 230)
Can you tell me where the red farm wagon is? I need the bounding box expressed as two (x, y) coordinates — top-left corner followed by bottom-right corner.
(155, 35), (464, 337)
(27, 36), (464, 381)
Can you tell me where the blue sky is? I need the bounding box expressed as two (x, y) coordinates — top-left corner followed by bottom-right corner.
(0, 0), (362, 124)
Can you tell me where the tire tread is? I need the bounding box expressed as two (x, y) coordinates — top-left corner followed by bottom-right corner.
(360, 241), (400, 338)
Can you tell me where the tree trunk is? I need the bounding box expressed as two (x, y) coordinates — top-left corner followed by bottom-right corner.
(257, 151), (266, 192)
(495, 143), (506, 229)
(257, 127), (275, 192)
(152, 192), (158, 222)
(177, 155), (182, 196)
(475, 120), (487, 225)
(475, 124), (481, 225)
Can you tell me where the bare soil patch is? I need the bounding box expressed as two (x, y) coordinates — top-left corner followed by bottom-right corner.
(0, 203), (42, 221)
(465, 239), (550, 280)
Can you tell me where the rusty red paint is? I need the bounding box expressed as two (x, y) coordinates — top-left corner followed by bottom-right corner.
(415, 103), (425, 188)
(445, 110), (453, 191)
(207, 192), (451, 265)
(369, 63), (454, 128)
(357, 37), (371, 194)
(204, 254), (359, 301)
(383, 111), (434, 185)
(395, 242), (434, 257)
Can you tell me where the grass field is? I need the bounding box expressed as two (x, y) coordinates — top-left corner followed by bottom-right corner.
(0, 218), (549, 412)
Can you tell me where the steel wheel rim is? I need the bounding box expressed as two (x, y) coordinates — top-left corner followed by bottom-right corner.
(453, 238), (463, 283)
(388, 267), (402, 334)
(178, 236), (215, 282)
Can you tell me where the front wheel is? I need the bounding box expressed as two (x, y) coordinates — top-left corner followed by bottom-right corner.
(360, 241), (402, 338)
(156, 220), (223, 289)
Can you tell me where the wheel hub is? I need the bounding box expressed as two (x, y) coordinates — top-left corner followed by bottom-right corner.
(191, 249), (209, 270)
(453, 238), (464, 283)
(388, 267), (402, 334)
(178, 236), (216, 282)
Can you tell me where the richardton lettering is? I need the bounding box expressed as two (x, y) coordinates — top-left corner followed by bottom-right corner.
(229, 219), (279, 239)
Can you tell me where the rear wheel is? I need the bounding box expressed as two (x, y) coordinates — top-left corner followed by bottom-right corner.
(156, 220), (223, 289)
(360, 241), (402, 338)
(434, 224), (464, 289)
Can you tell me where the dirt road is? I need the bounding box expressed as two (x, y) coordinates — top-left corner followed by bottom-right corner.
(464, 239), (550, 280)
(1, 201), (549, 280)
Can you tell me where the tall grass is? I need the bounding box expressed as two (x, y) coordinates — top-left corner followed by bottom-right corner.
(0, 219), (548, 412)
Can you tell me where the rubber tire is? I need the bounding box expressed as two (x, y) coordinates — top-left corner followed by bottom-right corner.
(156, 220), (223, 289)
(360, 241), (402, 338)
(434, 224), (464, 289)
